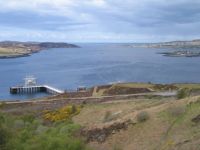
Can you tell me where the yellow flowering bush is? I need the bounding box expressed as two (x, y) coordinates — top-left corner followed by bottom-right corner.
(43, 105), (81, 122)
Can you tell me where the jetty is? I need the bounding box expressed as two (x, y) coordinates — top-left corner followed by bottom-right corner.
(10, 76), (64, 95)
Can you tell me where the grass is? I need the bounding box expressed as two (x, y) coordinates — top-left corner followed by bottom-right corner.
(0, 105), (90, 150)
(3, 88), (200, 150)
(92, 83), (154, 96)
(0, 47), (28, 56)
(73, 94), (200, 150)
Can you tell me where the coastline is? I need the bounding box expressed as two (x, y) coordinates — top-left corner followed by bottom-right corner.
(2, 82), (200, 102)
(0, 41), (80, 59)
(0, 53), (31, 59)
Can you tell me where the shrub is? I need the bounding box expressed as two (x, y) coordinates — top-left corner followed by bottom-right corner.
(0, 126), (10, 149)
(103, 111), (112, 122)
(14, 120), (25, 129)
(136, 111), (149, 122)
(71, 105), (77, 114)
(177, 88), (190, 99)
(0, 114), (5, 126)
(21, 114), (35, 124)
(43, 105), (81, 122)
(35, 125), (49, 135)
(103, 111), (121, 123)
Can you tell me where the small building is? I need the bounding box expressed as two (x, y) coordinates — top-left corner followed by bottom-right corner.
(77, 86), (87, 92)
(24, 76), (37, 87)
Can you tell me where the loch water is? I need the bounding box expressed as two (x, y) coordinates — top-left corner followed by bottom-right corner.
(1, 43), (200, 100)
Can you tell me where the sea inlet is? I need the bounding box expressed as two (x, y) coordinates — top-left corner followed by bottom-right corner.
(1, 43), (200, 100)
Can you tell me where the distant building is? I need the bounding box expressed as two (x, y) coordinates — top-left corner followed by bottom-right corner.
(24, 76), (37, 87)
(77, 86), (87, 92)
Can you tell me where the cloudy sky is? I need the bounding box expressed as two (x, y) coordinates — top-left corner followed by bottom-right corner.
(0, 0), (199, 42)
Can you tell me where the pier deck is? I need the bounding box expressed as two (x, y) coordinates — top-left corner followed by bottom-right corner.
(10, 85), (64, 95)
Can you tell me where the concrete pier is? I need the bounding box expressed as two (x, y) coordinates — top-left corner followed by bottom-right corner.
(10, 85), (64, 95)
(10, 76), (64, 95)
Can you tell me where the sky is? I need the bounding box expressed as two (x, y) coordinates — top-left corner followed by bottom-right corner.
(0, 0), (199, 43)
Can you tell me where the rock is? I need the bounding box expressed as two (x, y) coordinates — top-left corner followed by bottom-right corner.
(192, 114), (200, 123)
(80, 119), (132, 143)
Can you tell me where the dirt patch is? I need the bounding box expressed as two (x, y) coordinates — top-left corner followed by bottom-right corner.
(80, 119), (134, 143)
(153, 84), (178, 91)
(96, 85), (112, 93)
(103, 86), (152, 96)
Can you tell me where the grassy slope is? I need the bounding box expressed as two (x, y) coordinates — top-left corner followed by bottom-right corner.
(0, 47), (28, 56)
(2, 83), (200, 150)
(73, 96), (200, 150)
(93, 83), (200, 97)
(0, 105), (90, 150)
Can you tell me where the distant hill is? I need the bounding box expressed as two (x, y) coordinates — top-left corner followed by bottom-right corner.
(0, 41), (79, 58)
(126, 39), (200, 48)
(0, 41), (79, 51)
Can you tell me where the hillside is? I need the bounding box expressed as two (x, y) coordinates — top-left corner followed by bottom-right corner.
(0, 41), (79, 58)
(127, 39), (200, 48)
(74, 96), (200, 150)
(1, 83), (200, 150)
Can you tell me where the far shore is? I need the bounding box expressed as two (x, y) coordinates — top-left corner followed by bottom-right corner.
(0, 41), (79, 59)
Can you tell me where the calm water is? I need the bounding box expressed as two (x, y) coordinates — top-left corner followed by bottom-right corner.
(1, 43), (200, 100)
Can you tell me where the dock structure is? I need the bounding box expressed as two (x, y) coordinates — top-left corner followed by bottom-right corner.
(10, 76), (64, 95)
(43, 85), (64, 94)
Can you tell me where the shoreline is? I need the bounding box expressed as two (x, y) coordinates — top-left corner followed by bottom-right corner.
(0, 53), (31, 59)
(1, 82), (200, 102)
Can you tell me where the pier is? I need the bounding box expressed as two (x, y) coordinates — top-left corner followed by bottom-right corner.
(10, 76), (64, 95)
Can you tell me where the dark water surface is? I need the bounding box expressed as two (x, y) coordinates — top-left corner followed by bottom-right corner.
(1, 43), (200, 100)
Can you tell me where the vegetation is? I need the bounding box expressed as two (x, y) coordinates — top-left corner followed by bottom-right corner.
(43, 105), (81, 122)
(176, 88), (190, 99)
(0, 105), (90, 150)
(136, 111), (149, 122)
(103, 111), (112, 122)
(103, 110), (122, 123)
(167, 106), (186, 117)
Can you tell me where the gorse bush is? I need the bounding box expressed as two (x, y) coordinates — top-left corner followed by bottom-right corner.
(136, 111), (149, 122)
(43, 105), (81, 122)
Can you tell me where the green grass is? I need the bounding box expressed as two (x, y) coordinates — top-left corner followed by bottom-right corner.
(156, 100), (200, 150)
(0, 112), (90, 150)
